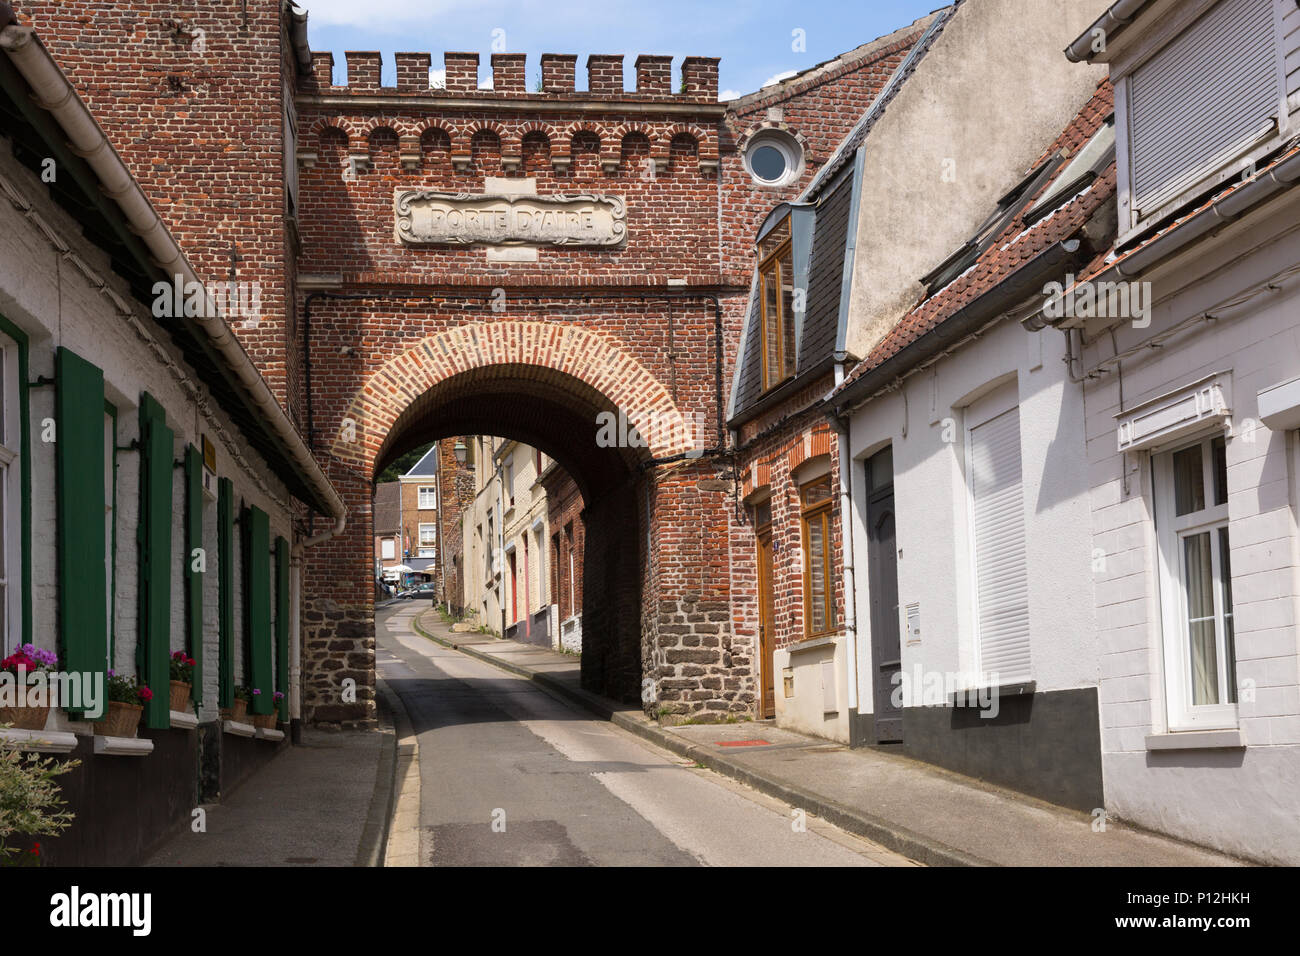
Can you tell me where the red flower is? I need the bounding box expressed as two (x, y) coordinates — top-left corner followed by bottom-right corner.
(138, 687), (154, 702)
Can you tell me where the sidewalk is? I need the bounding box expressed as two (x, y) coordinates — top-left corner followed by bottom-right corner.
(412, 610), (1246, 867)
(144, 721), (395, 867)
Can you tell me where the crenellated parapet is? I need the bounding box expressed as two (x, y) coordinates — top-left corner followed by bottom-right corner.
(302, 50), (720, 102)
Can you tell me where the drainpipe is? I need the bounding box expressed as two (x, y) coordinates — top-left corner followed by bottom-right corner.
(827, 381), (859, 735)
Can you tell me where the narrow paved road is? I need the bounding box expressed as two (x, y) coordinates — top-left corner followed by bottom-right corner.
(376, 602), (915, 867)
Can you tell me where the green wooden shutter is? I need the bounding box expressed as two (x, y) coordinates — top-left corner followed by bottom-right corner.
(55, 347), (106, 717)
(183, 445), (204, 707)
(137, 393), (173, 730)
(275, 536), (289, 723)
(247, 505), (272, 715)
(217, 477), (234, 709)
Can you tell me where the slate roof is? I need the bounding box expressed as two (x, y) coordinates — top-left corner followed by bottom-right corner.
(402, 444), (440, 478)
(728, 6), (957, 428)
(373, 482), (400, 534)
(835, 80), (1117, 396)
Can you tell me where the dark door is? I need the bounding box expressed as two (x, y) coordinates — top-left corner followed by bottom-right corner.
(757, 526), (776, 719)
(866, 448), (903, 743)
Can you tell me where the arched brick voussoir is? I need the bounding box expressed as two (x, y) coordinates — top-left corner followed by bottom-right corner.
(330, 322), (694, 468)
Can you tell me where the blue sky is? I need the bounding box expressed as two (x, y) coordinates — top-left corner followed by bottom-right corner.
(301, 0), (943, 99)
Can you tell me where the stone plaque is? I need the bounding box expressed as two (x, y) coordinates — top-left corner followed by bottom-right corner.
(395, 190), (627, 248)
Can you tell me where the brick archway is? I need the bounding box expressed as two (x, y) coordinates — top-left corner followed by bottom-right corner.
(331, 321), (695, 473)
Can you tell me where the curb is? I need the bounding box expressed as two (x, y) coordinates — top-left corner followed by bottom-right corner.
(411, 610), (988, 867)
(354, 682), (399, 867)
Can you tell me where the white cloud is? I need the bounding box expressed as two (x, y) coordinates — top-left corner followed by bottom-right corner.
(761, 69), (798, 88)
(478, 75), (495, 89)
(429, 67), (446, 89)
(719, 89), (741, 101)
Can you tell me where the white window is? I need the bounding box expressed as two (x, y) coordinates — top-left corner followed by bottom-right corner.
(503, 457), (515, 507)
(1154, 434), (1238, 730)
(0, 334), (19, 653)
(381, 538), (396, 560)
(417, 549), (435, 559)
(965, 385), (1030, 683)
(419, 523), (436, 546)
(418, 485), (436, 509)
(1115, 0), (1291, 237)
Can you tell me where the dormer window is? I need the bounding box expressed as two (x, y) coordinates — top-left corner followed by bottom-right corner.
(1113, 0), (1290, 239)
(758, 216), (796, 392)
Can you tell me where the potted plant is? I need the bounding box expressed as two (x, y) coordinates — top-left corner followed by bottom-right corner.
(97, 672), (151, 737)
(0, 729), (79, 866)
(222, 685), (251, 723)
(0, 644), (58, 730)
(168, 651), (197, 712)
(250, 688), (278, 729)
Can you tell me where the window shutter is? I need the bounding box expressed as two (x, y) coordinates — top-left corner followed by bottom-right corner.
(1129, 0), (1281, 216)
(218, 476), (234, 709)
(183, 445), (204, 707)
(275, 536), (289, 723)
(137, 393), (173, 729)
(55, 348), (106, 715)
(246, 505), (272, 715)
(969, 407), (1030, 681)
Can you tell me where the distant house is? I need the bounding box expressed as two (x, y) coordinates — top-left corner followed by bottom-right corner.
(541, 461), (584, 653)
(373, 481), (401, 584)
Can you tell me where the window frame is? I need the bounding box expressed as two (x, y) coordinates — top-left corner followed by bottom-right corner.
(0, 318), (29, 654)
(757, 216), (796, 394)
(1153, 432), (1239, 731)
(417, 485), (436, 509)
(799, 474), (836, 639)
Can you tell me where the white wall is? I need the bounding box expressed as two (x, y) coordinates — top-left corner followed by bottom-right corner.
(0, 141), (297, 726)
(846, 314), (1097, 715)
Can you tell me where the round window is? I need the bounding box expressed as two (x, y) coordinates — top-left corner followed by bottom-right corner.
(744, 130), (802, 187)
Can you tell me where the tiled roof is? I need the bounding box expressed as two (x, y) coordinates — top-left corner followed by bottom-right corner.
(373, 481), (400, 533)
(836, 80), (1117, 394)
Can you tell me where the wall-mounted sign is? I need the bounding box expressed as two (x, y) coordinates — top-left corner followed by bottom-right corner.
(394, 190), (627, 248)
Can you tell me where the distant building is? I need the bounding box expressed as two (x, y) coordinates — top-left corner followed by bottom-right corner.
(541, 462), (585, 653)
(373, 481), (401, 585)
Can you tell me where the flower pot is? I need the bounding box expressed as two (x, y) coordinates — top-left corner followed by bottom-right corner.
(220, 698), (248, 723)
(0, 703), (50, 731)
(169, 681), (192, 712)
(252, 712), (277, 730)
(96, 701), (143, 738)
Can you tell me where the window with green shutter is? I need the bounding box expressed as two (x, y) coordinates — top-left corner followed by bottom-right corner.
(246, 505), (272, 715)
(275, 536), (289, 723)
(218, 477), (234, 709)
(55, 347), (107, 716)
(183, 445), (204, 708)
(137, 393), (173, 730)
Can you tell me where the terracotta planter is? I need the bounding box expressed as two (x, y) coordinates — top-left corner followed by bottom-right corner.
(220, 698), (248, 723)
(169, 681), (192, 712)
(252, 712), (277, 730)
(96, 701), (143, 738)
(0, 704), (50, 731)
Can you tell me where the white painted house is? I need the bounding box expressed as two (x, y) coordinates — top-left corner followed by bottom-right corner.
(1052, 0), (1300, 864)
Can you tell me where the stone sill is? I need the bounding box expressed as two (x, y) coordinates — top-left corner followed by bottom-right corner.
(787, 635), (838, 654)
(169, 710), (198, 730)
(255, 727), (285, 742)
(93, 735), (154, 757)
(0, 727), (78, 753)
(223, 720), (256, 738)
(1145, 729), (1245, 751)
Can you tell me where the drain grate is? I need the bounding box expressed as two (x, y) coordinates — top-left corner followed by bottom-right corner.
(714, 739), (772, 748)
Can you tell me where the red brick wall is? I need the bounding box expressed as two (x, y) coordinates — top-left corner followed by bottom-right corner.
(16, 0), (301, 413)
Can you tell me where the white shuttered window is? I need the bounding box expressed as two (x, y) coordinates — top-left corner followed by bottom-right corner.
(1127, 0), (1283, 222)
(967, 393), (1031, 682)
